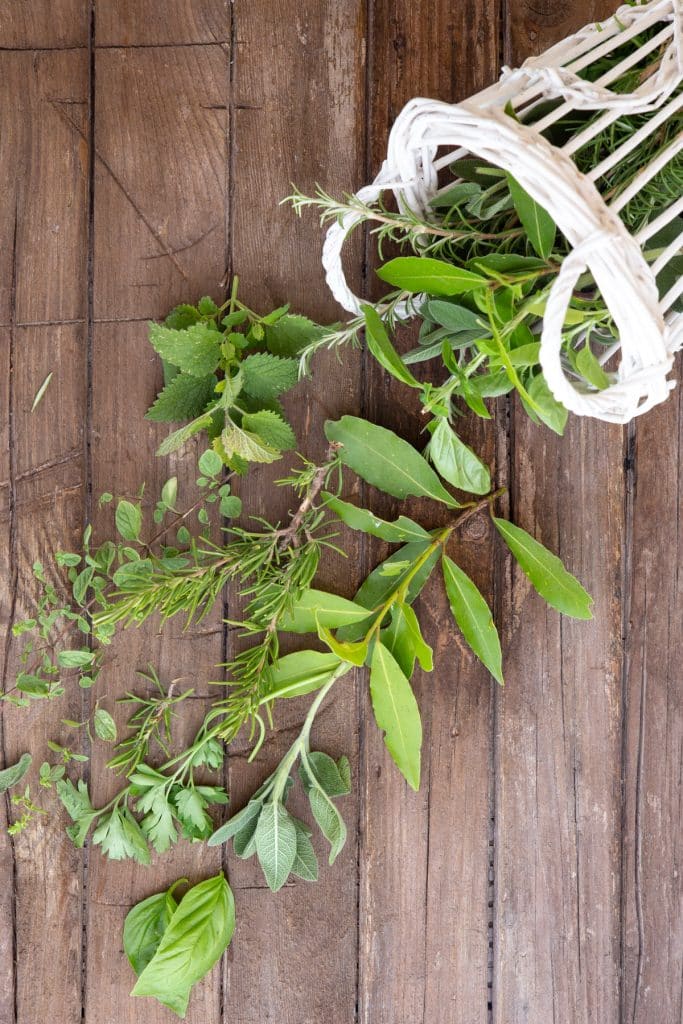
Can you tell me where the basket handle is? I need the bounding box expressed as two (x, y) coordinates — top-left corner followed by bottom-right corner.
(501, 0), (683, 113)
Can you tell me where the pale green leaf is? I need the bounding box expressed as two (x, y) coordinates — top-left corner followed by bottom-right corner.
(263, 650), (344, 701)
(115, 500), (142, 541)
(0, 753), (32, 794)
(148, 322), (221, 377)
(255, 803), (297, 891)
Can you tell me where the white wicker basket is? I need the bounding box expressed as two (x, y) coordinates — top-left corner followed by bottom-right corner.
(324, 0), (683, 424)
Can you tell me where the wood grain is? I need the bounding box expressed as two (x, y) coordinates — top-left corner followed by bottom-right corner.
(359, 3), (501, 1022)
(0, 35), (89, 1024)
(493, 3), (625, 1023)
(223, 3), (366, 1021)
(1, 2), (682, 1022)
(83, 36), (230, 1024)
(95, 1), (228, 47)
(621, 381), (683, 1022)
(92, 45), (228, 322)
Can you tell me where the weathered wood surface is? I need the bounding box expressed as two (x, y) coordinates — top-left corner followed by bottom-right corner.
(0, 2), (680, 1023)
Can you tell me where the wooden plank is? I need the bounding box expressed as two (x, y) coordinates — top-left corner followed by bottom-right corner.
(84, 39), (230, 1023)
(0, 44), (89, 1024)
(92, 45), (228, 322)
(494, 3), (623, 1022)
(95, 1), (228, 47)
(621, 385), (683, 1021)
(222, 2), (366, 1020)
(358, 3), (501, 1022)
(0, 2), (88, 49)
(0, 50), (89, 326)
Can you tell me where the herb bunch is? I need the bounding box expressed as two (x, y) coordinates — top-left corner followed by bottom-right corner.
(289, 31), (681, 440)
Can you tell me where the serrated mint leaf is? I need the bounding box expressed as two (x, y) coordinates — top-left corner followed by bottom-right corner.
(145, 372), (217, 423)
(148, 322), (221, 377)
(219, 422), (280, 464)
(156, 412), (214, 457)
(241, 352), (299, 401)
(241, 410), (296, 452)
(164, 304), (200, 330)
(493, 517), (593, 619)
(264, 314), (322, 356)
(442, 555), (503, 683)
(325, 415), (458, 507)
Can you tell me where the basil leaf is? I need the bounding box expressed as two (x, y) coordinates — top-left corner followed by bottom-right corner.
(427, 418), (491, 495)
(324, 493), (431, 543)
(123, 888), (179, 976)
(255, 803), (298, 891)
(0, 753), (32, 794)
(369, 642), (422, 791)
(361, 304), (420, 387)
(132, 874), (235, 1009)
(493, 517), (593, 619)
(262, 650), (344, 701)
(376, 256), (487, 296)
(279, 589), (369, 633)
(506, 175), (556, 260)
(441, 555), (503, 684)
(325, 416), (458, 507)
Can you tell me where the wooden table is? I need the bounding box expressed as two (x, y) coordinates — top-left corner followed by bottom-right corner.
(0, 2), (680, 1021)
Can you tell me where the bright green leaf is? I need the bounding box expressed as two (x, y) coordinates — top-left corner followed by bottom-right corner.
(361, 304), (420, 387)
(325, 416), (458, 507)
(369, 642), (422, 790)
(506, 175), (556, 260)
(441, 555), (503, 683)
(493, 517), (593, 619)
(427, 418), (491, 494)
(324, 493), (431, 543)
(376, 257), (487, 296)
